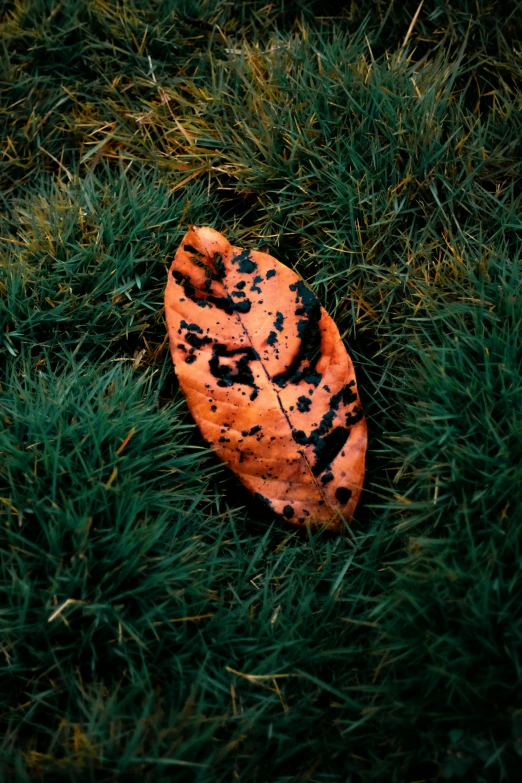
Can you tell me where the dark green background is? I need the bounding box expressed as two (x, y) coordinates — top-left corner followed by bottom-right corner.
(1, 1), (522, 780)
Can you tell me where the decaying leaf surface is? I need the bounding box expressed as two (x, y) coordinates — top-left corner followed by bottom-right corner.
(164, 227), (367, 530)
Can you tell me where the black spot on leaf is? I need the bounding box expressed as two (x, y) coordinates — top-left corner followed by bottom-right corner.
(241, 425), (262, 437)
(272, 280), (322, 388)
(209, 345), (259, 389)
(312, 428), (350, 476)
(330, 381), (357, 410)
(274, 311), (284, 332)
(185, 332), (213, 350)
(335, 487), (352, 504)
(180, 320), (202, 333)
(345, 408), (364, 426)
(250, 275), (263, 293)
(233, 249), (257, 273)
(296, 396), (311, 412)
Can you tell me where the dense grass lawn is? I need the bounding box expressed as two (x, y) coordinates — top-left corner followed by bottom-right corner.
(1, 1), (522, 780)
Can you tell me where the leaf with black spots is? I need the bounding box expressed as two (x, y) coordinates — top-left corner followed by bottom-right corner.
(165, 227), (367, 530)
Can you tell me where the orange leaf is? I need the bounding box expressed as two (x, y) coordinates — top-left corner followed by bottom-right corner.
(164, 227), (367, 530)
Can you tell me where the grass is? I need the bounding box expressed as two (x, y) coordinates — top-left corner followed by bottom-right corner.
(1, 1), (522, 780)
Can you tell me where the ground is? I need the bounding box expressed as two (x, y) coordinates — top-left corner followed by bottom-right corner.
(1, 1), (522, 781)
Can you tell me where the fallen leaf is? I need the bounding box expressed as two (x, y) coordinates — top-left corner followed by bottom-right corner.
(164, 226), (367, 530)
